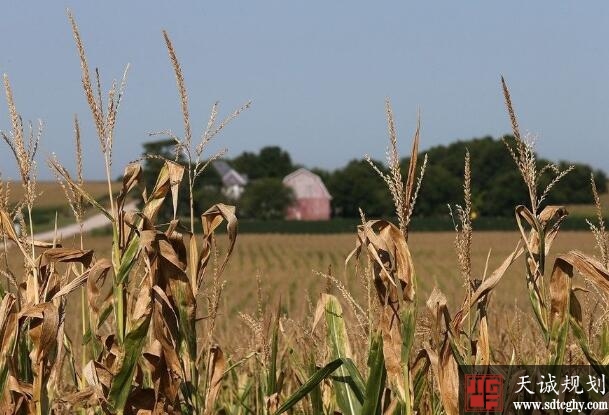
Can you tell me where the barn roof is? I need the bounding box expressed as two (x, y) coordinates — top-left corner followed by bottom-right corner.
(212, 160), (232, 176)
(283, 168), (332, 199)
(212, 160), (248, 187)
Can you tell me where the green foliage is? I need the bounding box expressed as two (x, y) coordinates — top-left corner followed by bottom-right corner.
(274, 358), (344, 414)
(239, 178), (294, 220)
(232, 146), (294, 180)
(327, 159), (394, 218)
(141, 136), (607, 220)
(319, 294), (363, 414)
(403, 136), (607, 217)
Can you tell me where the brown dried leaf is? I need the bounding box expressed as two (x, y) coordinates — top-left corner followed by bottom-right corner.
(83, 359), (113, 391)
(0, 293), (18, 403)
(19, 303), (59, 365)
(151, 285), (182, 402)
(40, 247), (94, 268)
(515, 205), (567, 257)
(0, 293), (17, 353)
(19, 302), (60, 404)
(548, 255), (574, 365)
(453, 243), (523, 328)
(424, 289), (459, 415)
(140, 222), (196, 405)
(142, 160), (185, 221)
(51, 267), (93, 300)
(423, 342), (458, 415)
(55, 386), (99, 411)
(86, 259), (113, 332)
(560, 250), (609, 294)
(0, 208), (19, 243)
(348, 219), (415, 402)
(117, 163), (142, 207)
(474, 311), (490, 366)
(204, 345), (226, 415)
(197, 203), (238, 292)
(167, 162), (184, 219)
(349, 220), (415, 301)
(403, 116), (420, 232)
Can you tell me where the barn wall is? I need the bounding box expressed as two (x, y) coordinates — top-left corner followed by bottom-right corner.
(285, 197), (331, 220)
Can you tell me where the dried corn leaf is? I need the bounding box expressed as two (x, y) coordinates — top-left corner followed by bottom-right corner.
(0, 208), (21, 246)
(551, 251), (609, 373)
(117, 163), (142, 208)
(402, 117), (420, 235)
(151, 285), (182, 403)
(19, 302), (60, 407)
(40, 247), (94, 268)
(0, 294), (18, 406)
(51, 267), (94, 300)
(348, 219), (415, 404)
(474, 307), (490, 367)
(4, 376), (32, 414)
(453, 243), (523, 328)
(197, 203), (238, 291)
(19, 303), (59, 365)
(142, 160), (184, 221)
(204, 345), (226, 415)
(108, 284), (152, 412)
(142, 339), (176, 408)
(548, 255), (572, 365)
(515, 205), (568, 337)
(425, 288), (459, 415)
(141, 222), (196, 395)
(561, 250), (609, 294)
(55, 387), (99, 411)
(86, 259), (113, 333)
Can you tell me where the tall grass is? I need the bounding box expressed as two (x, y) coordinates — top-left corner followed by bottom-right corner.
(1, 11), (609, 415)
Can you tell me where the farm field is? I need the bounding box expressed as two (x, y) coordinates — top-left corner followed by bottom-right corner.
(14, 230), (594, 353)
(566, 189), (609, 217)
(2, 7), (608, 413)
(6, 180), (120, 209)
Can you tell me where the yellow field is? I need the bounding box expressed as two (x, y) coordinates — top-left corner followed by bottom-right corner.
(217, 231), (595, 314)
(6, 180), (121, 208)
(37, 230), (594, 352)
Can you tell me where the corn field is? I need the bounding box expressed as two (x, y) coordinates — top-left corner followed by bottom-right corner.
(1, 11), (609, 415)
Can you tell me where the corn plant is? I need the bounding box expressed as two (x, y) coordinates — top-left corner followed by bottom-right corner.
(542, 175), (609, 378)
(501, 77), (576, 367)
(0, 11), (242, 415)
(3, 10), (609, 414)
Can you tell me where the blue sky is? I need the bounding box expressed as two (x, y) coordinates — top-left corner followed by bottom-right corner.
(1, 1), (608, 180)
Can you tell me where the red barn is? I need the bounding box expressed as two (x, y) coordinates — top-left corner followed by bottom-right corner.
(283, 168), (332, 220)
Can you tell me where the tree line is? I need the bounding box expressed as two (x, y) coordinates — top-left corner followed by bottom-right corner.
(141, 136), (607, 220)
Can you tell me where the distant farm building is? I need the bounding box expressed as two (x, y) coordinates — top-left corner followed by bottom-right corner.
(283, 168), (332, 220)
(212, 160), (248, 200)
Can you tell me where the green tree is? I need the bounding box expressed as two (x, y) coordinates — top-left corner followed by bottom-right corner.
(327, 159), (394, 218)
(232, 146), (294, 179)
(398, 135), (607, 217)
(239, 178), (294, 219)
(544, 161), (607, 205)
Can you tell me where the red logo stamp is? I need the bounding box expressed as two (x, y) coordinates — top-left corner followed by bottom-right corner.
(465, 374), (504, 412)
